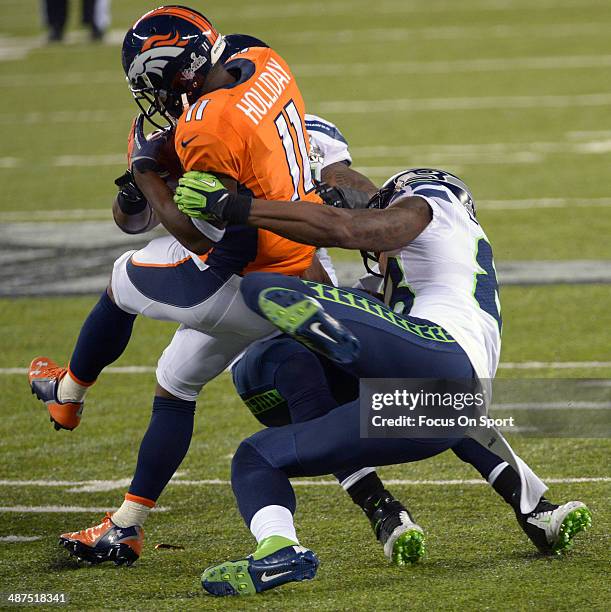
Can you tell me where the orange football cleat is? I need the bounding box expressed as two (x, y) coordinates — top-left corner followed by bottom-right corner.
(59, 513), (144, 566)
(28, 357), (84, 430)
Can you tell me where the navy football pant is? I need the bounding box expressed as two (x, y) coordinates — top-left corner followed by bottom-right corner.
(232, 273), (503, 524)
(232, 336), (504, 523)
(233, 335), (359, 482)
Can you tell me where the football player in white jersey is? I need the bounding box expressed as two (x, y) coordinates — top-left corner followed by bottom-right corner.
(174, 168), (592, 596)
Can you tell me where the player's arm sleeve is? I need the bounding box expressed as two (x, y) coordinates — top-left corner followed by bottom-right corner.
(305, 113), (352, 167)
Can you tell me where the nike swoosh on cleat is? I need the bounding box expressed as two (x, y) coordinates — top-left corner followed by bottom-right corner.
(181, 136), (198, 148)
(260, 570), (292, 583)
(309, 321), (338, 344)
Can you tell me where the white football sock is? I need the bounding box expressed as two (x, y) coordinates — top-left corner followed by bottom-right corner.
(249, 505), (298, 544)
(112, 500), (152, 528)
(488, 461), (509, 486)
(339, 467), (376, 491)
(57, 372), (90, 403)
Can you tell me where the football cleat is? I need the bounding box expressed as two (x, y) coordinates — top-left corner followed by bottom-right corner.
(201, 539), (319, 596)
(517, 499), (592, 555)
(59, 513), (143, 566)
(28, 357), (84, 431)
(257, 287), (360, 364)
(365, 492), (425, 566)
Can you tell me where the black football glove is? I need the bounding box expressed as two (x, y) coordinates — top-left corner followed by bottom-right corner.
(315, 181), (372, 210)
(114, 169), (148, 215)
(129, 113), (174, 174)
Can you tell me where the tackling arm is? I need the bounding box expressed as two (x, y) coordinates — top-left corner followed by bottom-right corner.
(246, 195), (431, 251)
(321, 161), (378, 198)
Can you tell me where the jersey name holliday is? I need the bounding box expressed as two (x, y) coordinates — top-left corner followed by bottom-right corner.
(235, 57), (292, 125)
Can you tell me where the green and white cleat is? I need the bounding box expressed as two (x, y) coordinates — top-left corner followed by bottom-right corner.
(201, 536), (319, 597)
(518, 499), (592, 555)
(257, 287), (360, 364)
(387, 527), (426, 566)
(364, 492), (425, 566)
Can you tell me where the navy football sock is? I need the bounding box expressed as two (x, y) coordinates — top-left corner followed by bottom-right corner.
(453, 441), (523, 509)
(128, 396), (196, 502)
(345, 471), (386, 509)
(69, 290), (136, 383)
(231, 439), (296, 526)
(490, 465), (522, 511)
(274, 351), (365, 486)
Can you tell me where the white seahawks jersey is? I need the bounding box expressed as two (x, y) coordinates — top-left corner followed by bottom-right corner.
(305, 114), (352, 287)
(383, 182), (502, 380)
(305, 114), (352, 169)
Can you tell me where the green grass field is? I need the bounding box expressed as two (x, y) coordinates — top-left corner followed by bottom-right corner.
(1, 0), (610, 609)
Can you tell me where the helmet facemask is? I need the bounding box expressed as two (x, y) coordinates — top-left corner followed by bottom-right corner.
(359, 184), (397, 278)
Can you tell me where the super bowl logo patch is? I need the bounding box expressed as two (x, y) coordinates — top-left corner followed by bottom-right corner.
(182, 52), (208, 79)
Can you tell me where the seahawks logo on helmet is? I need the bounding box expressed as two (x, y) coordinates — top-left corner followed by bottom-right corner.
(371, 168), (476, 219)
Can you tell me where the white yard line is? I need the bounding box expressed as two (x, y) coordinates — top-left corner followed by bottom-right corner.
(214, 0), (604, 20)
(494, 402), (611, 410)
(0, 535), (42, 542)
(294, 55), (611, 77)
(0, 109), (128, 125)
(5, 196), (610, 224)
(0, 477), (607, 492)
(0, 209), (112, 222)
(0, 505), (168, 513)
(475, 198), (611, 210)
(276, 22), (610, 44)
(3, 92), (611, 125)
(0, 366), (155, 375)
(53, 154), (125, 167)
(351, 140), (611, 157)
(2, 361), (611, 377)
(2, 54), (610, 88)
(2, 138), (611, 174)
(498, 361), (611, 369)
(566, 129), (611, 140)
(315, 92), (611, 114)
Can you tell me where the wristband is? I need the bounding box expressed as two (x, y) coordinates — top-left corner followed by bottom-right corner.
(117, 191), (148, 215)
(222, 193), (253, 224)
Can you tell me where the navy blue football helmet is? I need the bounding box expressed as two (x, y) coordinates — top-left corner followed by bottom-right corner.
(369, 168), (476, 217)
(122, 6), (226, 127)
(362, 168), (476, 276)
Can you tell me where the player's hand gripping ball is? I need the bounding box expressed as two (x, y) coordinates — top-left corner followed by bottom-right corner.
(128, 113), (181, 178)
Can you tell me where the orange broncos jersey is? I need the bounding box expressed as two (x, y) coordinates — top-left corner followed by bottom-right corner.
(175, 46), (321, 277)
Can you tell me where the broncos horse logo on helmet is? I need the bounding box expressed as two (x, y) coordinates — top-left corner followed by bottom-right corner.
(122, 5), (226, 128)
(363, 168), (477, 276)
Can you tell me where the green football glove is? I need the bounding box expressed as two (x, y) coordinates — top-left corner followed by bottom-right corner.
(174, 171), (231, 221)
(174, 171), (253, 224)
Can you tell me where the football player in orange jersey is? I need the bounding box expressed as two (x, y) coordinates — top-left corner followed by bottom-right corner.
(27, 6), (416, 568)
